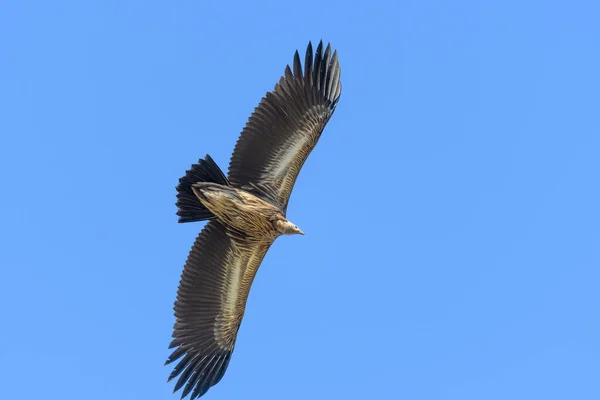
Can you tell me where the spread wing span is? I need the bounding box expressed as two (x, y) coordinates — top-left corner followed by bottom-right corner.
(227, 41), (342, 212)
(166, 221), (273, 399)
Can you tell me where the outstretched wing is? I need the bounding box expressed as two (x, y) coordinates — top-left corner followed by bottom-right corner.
(166, 221), (273, 399)
(227, 41), (342, 212)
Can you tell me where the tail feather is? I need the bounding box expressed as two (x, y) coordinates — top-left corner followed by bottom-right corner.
(176, 154), (230, 223)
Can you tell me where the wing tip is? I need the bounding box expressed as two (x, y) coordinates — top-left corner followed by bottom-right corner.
(281, 40), (342, 105)
(167, 348), (233, 400)
(305, 40), (341, 105)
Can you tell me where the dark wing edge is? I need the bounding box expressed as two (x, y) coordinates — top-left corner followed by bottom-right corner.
(165, 221), (271, 399)
(227, 40), (342, 211)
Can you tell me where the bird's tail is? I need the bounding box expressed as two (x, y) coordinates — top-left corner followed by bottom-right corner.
(175, 154), (231, 223)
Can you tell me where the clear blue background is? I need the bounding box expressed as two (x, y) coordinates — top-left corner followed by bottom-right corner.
(1, 1), (599, 399)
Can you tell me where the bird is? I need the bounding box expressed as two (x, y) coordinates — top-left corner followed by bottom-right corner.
(165, 40), (342, 399)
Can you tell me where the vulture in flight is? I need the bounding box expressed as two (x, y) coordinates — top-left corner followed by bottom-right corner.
(166, 41), (342, 399)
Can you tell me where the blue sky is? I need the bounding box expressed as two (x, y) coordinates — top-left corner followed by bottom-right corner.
(1, 1), (599, 399)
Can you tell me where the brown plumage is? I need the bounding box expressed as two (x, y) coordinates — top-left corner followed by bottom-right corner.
(166, 41), (342, 399)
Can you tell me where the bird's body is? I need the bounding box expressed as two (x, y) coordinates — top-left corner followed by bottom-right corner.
(191, 182), (297, 240)
(166, 41), (341, 399)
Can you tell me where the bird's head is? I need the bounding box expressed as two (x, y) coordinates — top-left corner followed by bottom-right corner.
(276, 219), (304, 236)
